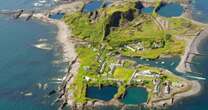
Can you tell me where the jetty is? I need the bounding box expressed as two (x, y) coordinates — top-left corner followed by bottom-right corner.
(14, 10), (24, 19)
(25, 11), (35, 21)
(188, 52), (208, 56)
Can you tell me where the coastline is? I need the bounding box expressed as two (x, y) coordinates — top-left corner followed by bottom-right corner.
(173, 80), (201, 102)
(20, 1), (83, 108)
(176, 23), (208, 74)
(176, 3), (208, 74)
(150, 80), (201, 108)
(175, 28), (200, 73)
(14, 1), (206, 109)
(172, 18), (208, 109)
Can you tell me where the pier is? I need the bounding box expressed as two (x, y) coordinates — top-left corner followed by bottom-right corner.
(25, 11), (35, 21)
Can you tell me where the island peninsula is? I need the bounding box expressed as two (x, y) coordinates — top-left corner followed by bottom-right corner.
(59, 0), (204, 109)
(19, 0), (205, 109)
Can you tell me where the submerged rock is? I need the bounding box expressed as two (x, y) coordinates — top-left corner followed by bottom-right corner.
(48, 90), (57, 96)
(24, 92), (32, 96)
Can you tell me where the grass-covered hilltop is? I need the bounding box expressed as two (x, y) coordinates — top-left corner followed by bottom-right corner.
(62, 0), (203, 109)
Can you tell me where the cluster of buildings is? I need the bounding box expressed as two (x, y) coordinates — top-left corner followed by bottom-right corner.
(124, 42), (144, 52)
(124, 40), (164, 52)
(131, 68), (172, 95)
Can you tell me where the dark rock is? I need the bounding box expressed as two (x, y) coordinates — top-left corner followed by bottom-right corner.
(48, 90), (57, 96)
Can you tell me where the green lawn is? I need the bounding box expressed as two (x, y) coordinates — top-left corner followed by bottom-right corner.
(113, 67), (134, 81)
(64, 12), (108, 42)
(72, 46), (99, 102)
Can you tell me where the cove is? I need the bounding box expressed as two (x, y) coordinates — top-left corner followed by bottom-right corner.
(86, 86), (118, 101)
(121, 87), (148, 105)
(157, 3), (183, 17)
(83, 0), (103, 13)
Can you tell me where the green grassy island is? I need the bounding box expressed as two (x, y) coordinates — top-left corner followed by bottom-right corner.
(62, 0), (203, 109)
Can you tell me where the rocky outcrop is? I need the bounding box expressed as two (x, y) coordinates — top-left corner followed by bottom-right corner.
(103, 11), (122, 38)
(104, 8), (136, 39)
(124, 9), (135, 21)
(109, 12), (123, 27)
(155, 1), (167, 13)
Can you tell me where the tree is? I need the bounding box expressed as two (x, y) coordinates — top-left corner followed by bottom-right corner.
(164, 34), (172, 41)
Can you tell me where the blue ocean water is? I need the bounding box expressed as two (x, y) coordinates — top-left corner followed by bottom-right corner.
(191, 0), (208, 23)
(169, 35), (208, 110)
(0, 16), (66, 110)
(0, 0), (57, 10)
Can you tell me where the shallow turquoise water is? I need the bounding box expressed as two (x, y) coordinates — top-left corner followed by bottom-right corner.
(121, 87), (148, 105)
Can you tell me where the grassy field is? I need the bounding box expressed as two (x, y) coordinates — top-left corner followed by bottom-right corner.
(113, 67), (134, 82)
(64, 1), (201, 59)
(64, 12), (108, 42)
(72, 46), (98, 102)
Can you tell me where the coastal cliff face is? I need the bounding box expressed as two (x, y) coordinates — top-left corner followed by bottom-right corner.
(62, 0), (203, 109)
(104, 8), (136, 38)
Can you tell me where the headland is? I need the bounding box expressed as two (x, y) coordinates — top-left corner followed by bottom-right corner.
(8, 0), (207, 109)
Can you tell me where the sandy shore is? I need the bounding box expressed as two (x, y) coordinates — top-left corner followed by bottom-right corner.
(50, 1), (84, 13)
(55, 19), (81, 106)
(175, 31), (199, 73)
(26, 13), (78, 62)
(173, 81), (201, 102)
(176, 28), (208, 73)
(176, 8), (208, 73)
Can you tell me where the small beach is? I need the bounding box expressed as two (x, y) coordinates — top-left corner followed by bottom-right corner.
(176, 28), (208, 73)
